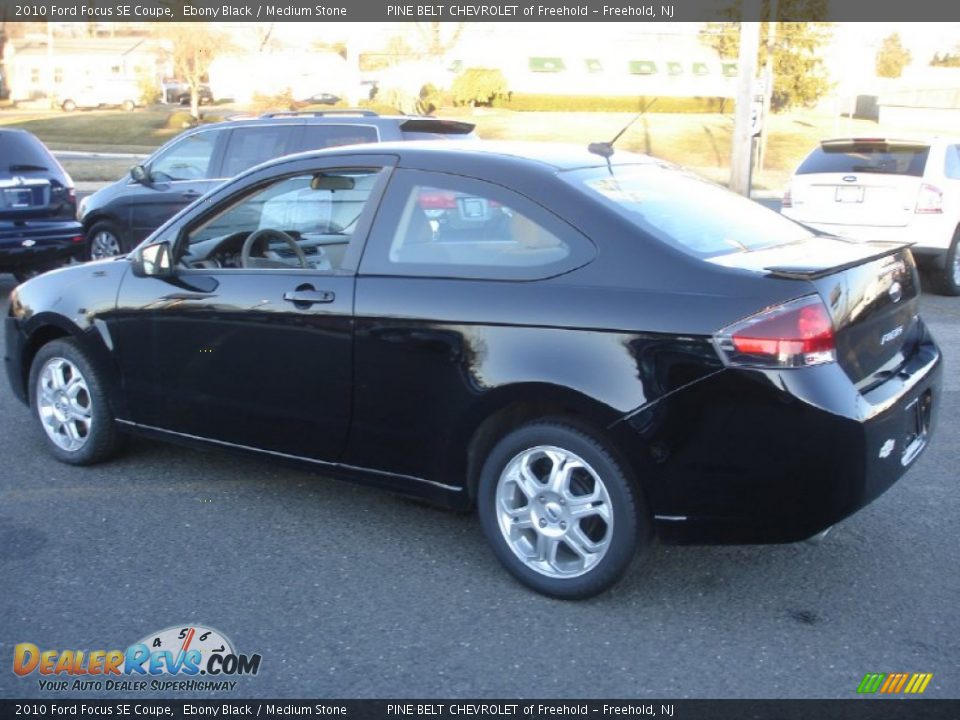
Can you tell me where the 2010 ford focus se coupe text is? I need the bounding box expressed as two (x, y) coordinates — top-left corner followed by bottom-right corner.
(4, 142), (942, 598)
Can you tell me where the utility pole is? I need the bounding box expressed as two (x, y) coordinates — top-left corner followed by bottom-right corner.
(757, 0), (779, 173)
(729, 10), (762, 196)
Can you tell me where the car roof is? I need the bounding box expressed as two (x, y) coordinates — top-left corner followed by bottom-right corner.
(282, 140), (658, 173)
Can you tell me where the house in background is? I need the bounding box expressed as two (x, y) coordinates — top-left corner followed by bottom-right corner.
(876, 67), (960, 128)
(2, 36), (164, 103)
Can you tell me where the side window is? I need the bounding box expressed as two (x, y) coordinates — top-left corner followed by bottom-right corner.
(221, 126), (296, 178)
(299, 124), (379, 151)
(181, 168), (382, 272)
(150, 131), (218, 181)
(945, 145), (960, 180)
(362, 170), (594, 280)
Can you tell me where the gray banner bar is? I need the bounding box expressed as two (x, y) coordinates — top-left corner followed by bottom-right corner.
(2, 0), (960, 22)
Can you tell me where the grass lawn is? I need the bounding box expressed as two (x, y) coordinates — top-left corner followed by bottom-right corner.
(2, 105), (954, 189)
(0, 109), (200, 153)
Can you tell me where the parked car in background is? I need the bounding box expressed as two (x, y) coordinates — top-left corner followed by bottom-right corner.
(7, 142), (941, 598)
(78, 110), (476, 259)
(58, 79), (139, 112)
(177, 84), (215, 106)
(0, 129), (84, 282)
(301, 92), (341, 106)
(782, 137), (960, 295)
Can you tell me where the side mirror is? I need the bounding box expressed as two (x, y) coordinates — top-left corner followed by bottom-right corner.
(132, 241), (174, 278)
(130, 164), (150, 183)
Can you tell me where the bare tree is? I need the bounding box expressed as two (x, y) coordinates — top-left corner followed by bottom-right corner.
(161, 23), (229, 119)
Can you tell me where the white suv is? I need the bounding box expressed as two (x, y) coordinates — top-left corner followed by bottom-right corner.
(782, 137), (960, 295)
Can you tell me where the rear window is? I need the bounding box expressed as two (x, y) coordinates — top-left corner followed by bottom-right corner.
(0, 131), (55, 171)
(797, 143), (930, 177)
(566, 165), (813, 258)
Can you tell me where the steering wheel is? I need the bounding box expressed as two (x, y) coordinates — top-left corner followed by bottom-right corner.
(240, 228), (310, 269)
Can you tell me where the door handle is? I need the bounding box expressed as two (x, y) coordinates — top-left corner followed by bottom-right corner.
(181, 190), (202, 200)
(283, 289), (335, 305)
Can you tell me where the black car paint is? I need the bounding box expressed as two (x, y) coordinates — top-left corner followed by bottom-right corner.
(6, 143), (942, 544)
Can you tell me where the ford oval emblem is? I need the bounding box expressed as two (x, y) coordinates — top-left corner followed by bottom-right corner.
(842, 175), (857, 183)
(888, 281), (903, 303)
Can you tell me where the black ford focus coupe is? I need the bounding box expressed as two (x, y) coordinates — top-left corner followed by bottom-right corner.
(4, 142), (941, 598)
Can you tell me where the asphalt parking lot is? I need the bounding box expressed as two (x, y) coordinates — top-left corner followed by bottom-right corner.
(0, 273), (957, 700)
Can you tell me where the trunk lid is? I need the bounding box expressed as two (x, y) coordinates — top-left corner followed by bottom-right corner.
(710, 236), (921, 387)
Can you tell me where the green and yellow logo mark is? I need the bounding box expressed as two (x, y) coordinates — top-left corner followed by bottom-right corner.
(857, 673), (933, 694)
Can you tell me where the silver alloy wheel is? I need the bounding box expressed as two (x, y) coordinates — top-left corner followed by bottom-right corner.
(90, 230), (121, 259)
(952, 250), (960, 287)
(36, 357), (93, 452)
(496, 445), (613, 579)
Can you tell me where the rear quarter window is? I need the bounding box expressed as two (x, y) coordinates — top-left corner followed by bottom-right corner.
(298, 124), (379, 151)
(797, 144), (930, 177)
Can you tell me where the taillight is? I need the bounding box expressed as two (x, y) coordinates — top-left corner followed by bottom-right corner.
(714, 295), (836, 368)
(418, 191), (458, 210)
(781, 185), (792, 209)
(915, 183), (943, 214)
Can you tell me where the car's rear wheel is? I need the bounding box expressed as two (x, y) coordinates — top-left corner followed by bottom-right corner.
(61, 99), (76, 112)
(29, 338), (122, 465)
(930, 228), (960, 296)
(87, 221), (124, 260)
(477, 420), (646, 599)
(121, 100), (135, 112)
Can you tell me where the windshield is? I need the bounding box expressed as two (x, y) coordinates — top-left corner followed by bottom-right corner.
(565, 164), (814, 258)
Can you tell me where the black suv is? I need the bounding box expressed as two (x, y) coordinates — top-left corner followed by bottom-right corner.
(0, 129), (84, 282)
(79, 110), (476, 259)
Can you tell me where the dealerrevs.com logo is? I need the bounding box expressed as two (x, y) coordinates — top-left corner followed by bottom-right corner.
(13, 625), (261, 692)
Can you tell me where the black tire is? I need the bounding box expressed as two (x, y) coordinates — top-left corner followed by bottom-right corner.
(477, 420), (647, 599)
(28, 338), (123, 466)
(928, 228), (960, 296)
(61, 99), (76, 112)
(86, 220), (125, 261)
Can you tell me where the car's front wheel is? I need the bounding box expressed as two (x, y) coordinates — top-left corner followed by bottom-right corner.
(87, 221), (124, 260)
(930, 228), (960, 296)
(61, 99), (77, 112)
(29, 338), (123, 465)
(477, 420), (647, 599)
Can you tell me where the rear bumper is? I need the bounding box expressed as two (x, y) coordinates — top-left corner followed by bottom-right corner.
(0, 222), (85, 273)
(626, 327), (942, 544)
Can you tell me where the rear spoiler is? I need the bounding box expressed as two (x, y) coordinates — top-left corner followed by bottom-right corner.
(764, 240), (913, 280)
(399, 118), (475, 135)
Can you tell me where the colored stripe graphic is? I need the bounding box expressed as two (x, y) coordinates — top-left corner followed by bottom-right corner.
(857, 672), (932, 694)
(857, 673), (886, 693)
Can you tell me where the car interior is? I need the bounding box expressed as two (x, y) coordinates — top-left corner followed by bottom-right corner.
(181, 170), (379, 271)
